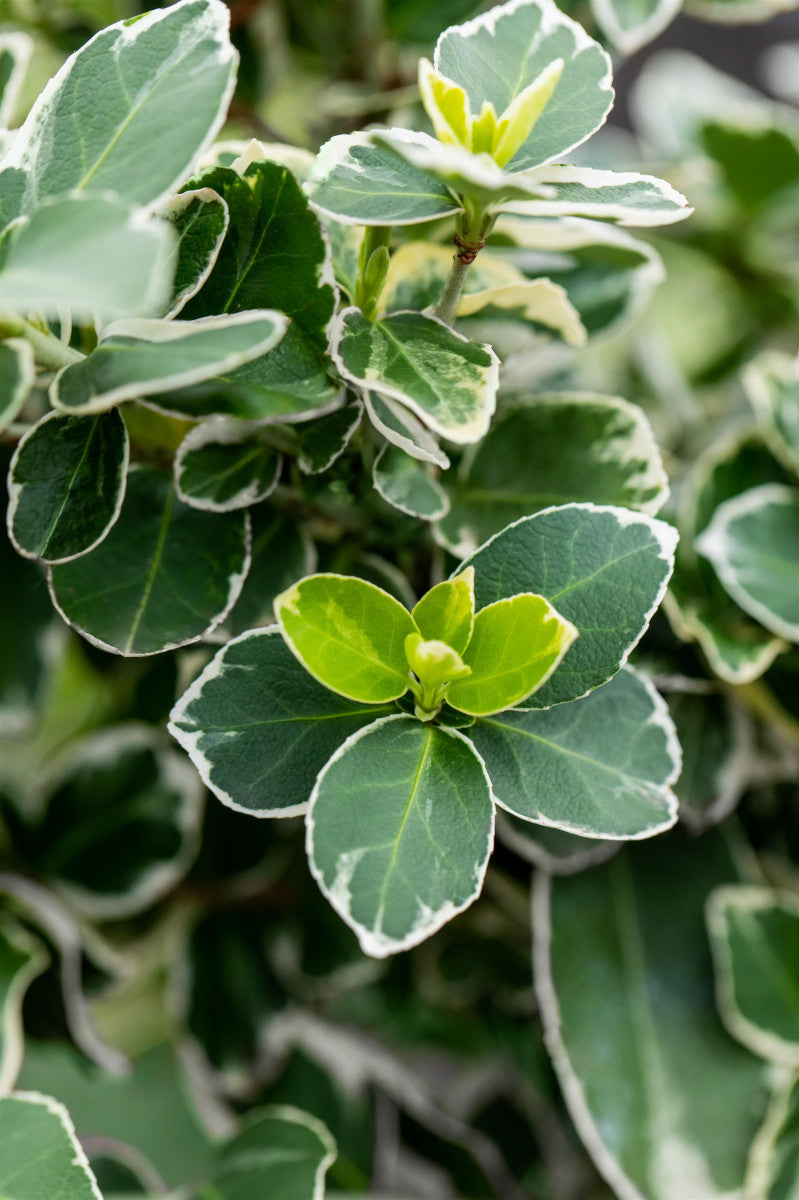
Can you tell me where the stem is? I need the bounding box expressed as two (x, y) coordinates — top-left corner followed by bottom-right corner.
(0, 313), (84, 370)
(432, 206), (496, 327)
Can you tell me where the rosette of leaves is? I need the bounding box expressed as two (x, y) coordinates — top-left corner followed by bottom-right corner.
(170, 502), (681, 958)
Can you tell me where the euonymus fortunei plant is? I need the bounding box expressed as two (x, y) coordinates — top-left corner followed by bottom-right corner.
(13, 0), (799, 1196)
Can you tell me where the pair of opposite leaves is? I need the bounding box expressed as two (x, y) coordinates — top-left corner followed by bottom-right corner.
(274, 568), (577, 720)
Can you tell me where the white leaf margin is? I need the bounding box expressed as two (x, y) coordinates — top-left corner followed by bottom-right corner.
(6, 408), (130, 565)
(0, 336), (35, 434)
(590, 0), (682, 57)
(0, 919), (48, 1093)
(225, 1103), (337, 1200)
(503, 165), (693, 227)
(50, 309), (290, 416)
(706, 884), (799, 1069)
(161, 186), (230, 319)
(0, 32), (33, 128)
(372, 443), (450, 521)
(364, 393), (450, 469)
(533, 868), (651, 1200)
(306, 713), (496, 959)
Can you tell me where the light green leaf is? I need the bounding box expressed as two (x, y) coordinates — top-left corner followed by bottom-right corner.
(447, 593), (577, 716)
(460, 503), (677, 708)
(49, 466), (250, 656)
(0, 166), (26, 230)
(502, 166), (692, 227)
(707, 887), (799, 1068)
(275, 572), (417, 703)
(370, 128), (551, 207)
(0, 32), (32, 127)
(24, 725), (203, 919)
(535, 834), (768, 1199)
(160, 187), (229, 318)
(330, 308), (499, 445)
(745, 1073), (799, 1200)
(7, 410), (128, 563)
(0, 918), (48, 1092)
(0, 193), (173, 320)
(697, 484), (799, 642)
(202, 1105), (336, 1200)
(142, 322), (341, 424)
(372, 443), (449, 520)
(4, 0), (237, 211)
(590, 0), (682, 55)
(434, 0), (613, 171)
(174, 418), (281, 512)
(469, 665), (679, 838)
(412, 569), (475, 655)
(51, 310), (289, 416)
(306, 131), (461, 226)
(457, 277), (586, 345)
(297, 401), (362, 474)
(180, 161), (336, 349)
(364, 393), (450, 469)
(307, 714), (494, 957)
(0, 1092), (103, 1200)
(744, 351), (799, 477)
(169, 627), (391, 816)
(0, 337), (34, 434)
(436, 395), (669, 557)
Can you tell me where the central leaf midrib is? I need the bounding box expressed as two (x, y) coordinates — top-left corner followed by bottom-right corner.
(124, 484), (177, 653)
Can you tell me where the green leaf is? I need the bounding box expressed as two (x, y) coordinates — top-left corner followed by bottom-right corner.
(307, 714), (494, 956)
(469, 665), (679, 838)
(297, 401), (362, 474)
(502, 166), (692, 226)
(306, 131), (461, 226)
(0, 193), (173, 320)
(142, 322), (341, 424)
(667, 689), (751, 832)
(4, 0), (236, 210)
(447, 593), (577, 716)
(434, 0), (613, 171)
(23, 725), (203, 919)
(174, 418), (281, 512)
(0, 1092), (103, 1200)
(0, 32), (32, 127)
(372, 443), (449, 520)
(745, 351), (799, 477)
(51, 310), (288, 416)
(698, 484), (799, 642)
(436, 395), (668, 557)
(707, 886), (799, 1067)
(364, 392), (450, 469)
(331, 308), (499, 445)
(275, 573), (417, 703)
(16, 1041), (214, 1187)
(7, 410), (128, 563)
(0, 337), (34, 434)
(700, 121), (799, 214)
(500, 214), (665, 337)
(169, 627), (392, 816)
(461, 503), (677, 707)
(181, 160), (336, 349)
(0, 918), (48, 1092)
(370, 129), (551, 207)
(590, 0), (681, 55)
(535, 833), (768, 1198)
(412, 570), (475, 655)
(224, 506), (315, 637)
(745, 1073), (799, 1200)
(49, 466), (250, 656)
(0, 166), (26, 231)
(202, 1106), (336, 1200)
(160, 187), (229, 318)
